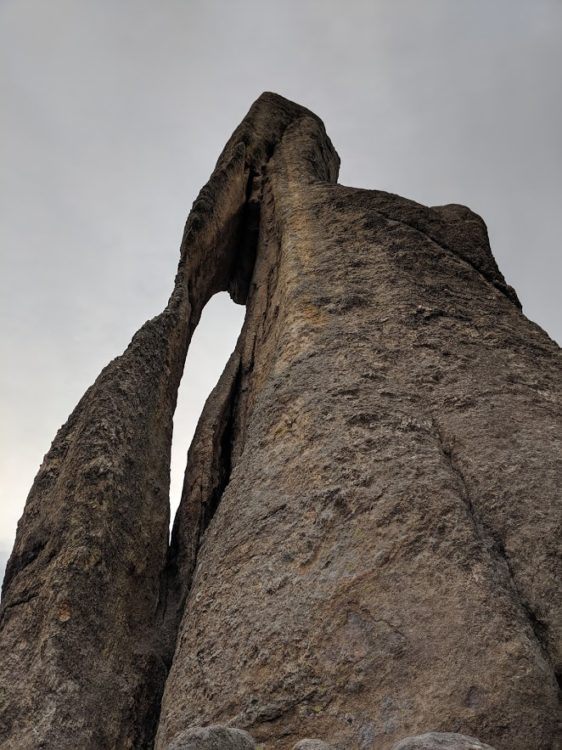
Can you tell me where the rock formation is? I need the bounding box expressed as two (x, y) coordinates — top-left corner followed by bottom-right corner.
(166, 726), (255, 750)
(390, 734), (496, 750)
(0, 93), (560, 750)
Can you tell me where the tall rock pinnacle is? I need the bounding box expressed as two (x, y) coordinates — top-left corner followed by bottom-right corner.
(1, 94), (560, 750)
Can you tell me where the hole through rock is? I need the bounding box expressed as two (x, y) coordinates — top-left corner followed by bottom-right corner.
(169, 291), (245, 527)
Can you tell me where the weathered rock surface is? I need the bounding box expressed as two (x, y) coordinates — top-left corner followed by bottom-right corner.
(0, 94), (334, 749)
(155, 98), (561, 750)
(292, 740), (336, 750)
(390, 733), (496, 749)
(1, 93), (560, 750)
(166, 725), (255, 750)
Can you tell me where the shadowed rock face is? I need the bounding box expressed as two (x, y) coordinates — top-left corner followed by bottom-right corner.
(0, 93), (560, 750)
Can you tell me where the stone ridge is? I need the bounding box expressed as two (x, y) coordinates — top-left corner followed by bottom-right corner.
(0, 93), (338, 750)
(1, 93), (560, 750)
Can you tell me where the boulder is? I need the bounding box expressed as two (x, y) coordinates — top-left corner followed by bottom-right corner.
(391, 732), (496, 750)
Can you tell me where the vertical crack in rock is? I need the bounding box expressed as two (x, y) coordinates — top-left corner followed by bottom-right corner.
(228, 167), (263, 304)
(1, 93), (561, 750)
(433, 421), (558, 680)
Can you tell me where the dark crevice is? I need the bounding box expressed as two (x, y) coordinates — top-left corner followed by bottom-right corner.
(199, 363), (241, 533)
(1, 538), (46, 596)
(434, 422), (482, 542)
(433, 420), (556, 678)
(227, 113), (296, 307)
(0, 590), (39, 621)
(374, 208), (522, 309)
(228, 168), (262, 304)
(492, 535), (558, 689)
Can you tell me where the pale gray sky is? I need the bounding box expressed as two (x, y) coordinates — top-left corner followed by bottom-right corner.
(1, 0), (561, 580)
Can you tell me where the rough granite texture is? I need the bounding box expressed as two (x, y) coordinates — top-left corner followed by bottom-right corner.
(0, 93), (560, 750)
(390, 733), (496, 749)
(166, 726), (255, 750)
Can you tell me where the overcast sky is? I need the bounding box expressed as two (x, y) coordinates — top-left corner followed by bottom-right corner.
(1, 0), (561, 581)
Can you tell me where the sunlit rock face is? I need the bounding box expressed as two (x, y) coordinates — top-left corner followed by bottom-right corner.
(0, 94), (560, 750)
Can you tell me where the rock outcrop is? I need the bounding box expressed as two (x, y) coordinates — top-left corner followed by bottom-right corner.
(0, 93), (560, 750)
(390, 733), (496, 750)
(166, 726), (256, 750)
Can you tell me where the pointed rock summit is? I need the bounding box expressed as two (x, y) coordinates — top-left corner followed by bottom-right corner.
(1, 94), (560, 750)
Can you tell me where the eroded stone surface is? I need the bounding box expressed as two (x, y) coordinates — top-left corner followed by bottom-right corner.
(155, 103), (561, 750)
(391, 732), (496, 749)
(1, 93), (560, 750)
(166, 725), (255, 750)
(0, 94), (337, 750)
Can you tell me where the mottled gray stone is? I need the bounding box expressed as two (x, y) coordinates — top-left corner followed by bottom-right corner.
(391, 732), (496, 750)
(0, 92), (331, 750)
(1, 92), (560, 750)
(293, 741), (335, 750)
(166, 725), (256, 750)
(155, 95), (561, 750)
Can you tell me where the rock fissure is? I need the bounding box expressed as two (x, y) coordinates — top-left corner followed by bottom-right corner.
(493, 536), (559, 685)
(199, 361), (241, 533)
(433, 422), (484, 543)
(0, 590), (39, 617)
(433, 420), (558, 682)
